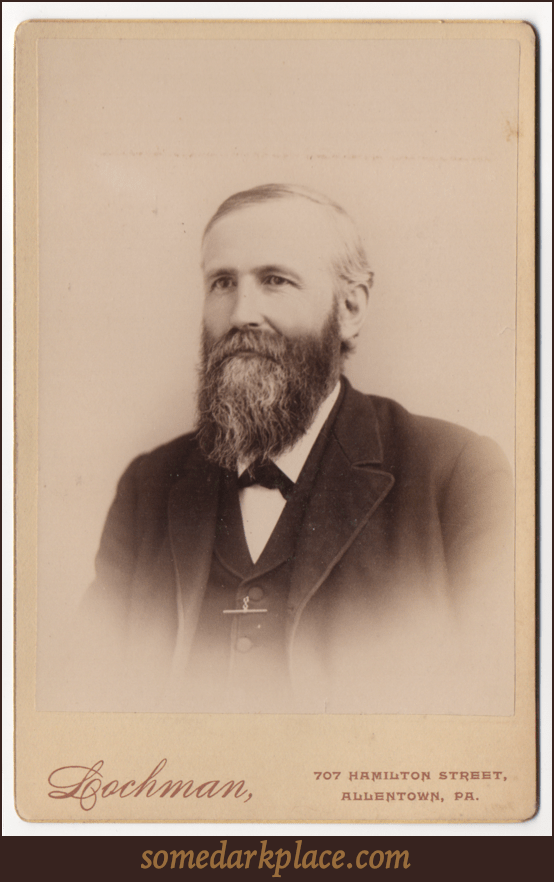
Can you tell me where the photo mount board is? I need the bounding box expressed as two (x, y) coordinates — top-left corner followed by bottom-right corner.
(14, 18), (536, 822)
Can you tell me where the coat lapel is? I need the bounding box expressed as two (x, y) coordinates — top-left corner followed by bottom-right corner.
(287, 383), (395, 627)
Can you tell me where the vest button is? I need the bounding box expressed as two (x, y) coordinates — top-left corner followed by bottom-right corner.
(236, 637), (253, 653)
(248, 586), (264, 601)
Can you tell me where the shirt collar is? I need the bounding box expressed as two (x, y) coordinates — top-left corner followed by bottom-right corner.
(237, 381), (341, 483)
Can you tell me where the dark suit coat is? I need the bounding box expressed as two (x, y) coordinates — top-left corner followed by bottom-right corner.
(81, 379), (514, 714)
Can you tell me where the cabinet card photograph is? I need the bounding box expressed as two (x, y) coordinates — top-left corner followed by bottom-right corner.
(15, 19), (537, 822)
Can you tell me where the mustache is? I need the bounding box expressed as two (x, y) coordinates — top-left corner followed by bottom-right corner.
(203, 328), (288, 367)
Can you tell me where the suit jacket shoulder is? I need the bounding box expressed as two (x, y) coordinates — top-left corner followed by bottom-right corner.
(353, 388), (508, 472)
(334, 386), (511, 500)
(332, 387), (512, 573)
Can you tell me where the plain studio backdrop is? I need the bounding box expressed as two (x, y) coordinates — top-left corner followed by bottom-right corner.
(36, 36), (519, 706)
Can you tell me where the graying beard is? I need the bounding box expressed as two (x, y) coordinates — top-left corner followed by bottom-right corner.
(196, 317), (341, 470)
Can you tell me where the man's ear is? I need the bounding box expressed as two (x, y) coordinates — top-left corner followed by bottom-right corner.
(337, 282), (370, 343)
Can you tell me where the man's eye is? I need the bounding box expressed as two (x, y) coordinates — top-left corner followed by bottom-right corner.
(211, 277), (234, 291)
(265, 275), (290, 287)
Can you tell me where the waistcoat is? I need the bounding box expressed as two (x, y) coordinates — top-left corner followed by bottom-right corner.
(182, 387), (345, 713)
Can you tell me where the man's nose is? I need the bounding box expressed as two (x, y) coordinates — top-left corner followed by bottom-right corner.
(229, 278), (265, 329)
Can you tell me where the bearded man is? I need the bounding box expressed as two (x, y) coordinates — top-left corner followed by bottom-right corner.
(81, 184), (514, 715)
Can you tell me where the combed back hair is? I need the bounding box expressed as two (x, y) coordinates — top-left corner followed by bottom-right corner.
(202, 183), (374, 295)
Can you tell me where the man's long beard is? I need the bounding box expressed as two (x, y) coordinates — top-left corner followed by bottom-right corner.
(196, 308), (343, 471)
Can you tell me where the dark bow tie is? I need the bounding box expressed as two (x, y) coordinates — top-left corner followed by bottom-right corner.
(237, 460), (295, 500)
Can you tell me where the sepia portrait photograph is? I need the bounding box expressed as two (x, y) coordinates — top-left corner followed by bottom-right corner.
(14, 17), (537, 822)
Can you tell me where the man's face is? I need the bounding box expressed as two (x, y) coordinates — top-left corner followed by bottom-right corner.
(201, 197), (339, 343)
(196, 197), (348, 469)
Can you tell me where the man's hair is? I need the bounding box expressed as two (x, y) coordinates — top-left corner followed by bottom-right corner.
(203, 183), (374, 296)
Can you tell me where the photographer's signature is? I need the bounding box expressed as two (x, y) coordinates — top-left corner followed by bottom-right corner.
(47, 758), (253, 811)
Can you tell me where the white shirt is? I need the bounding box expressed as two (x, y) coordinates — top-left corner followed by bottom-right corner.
(237, 382), (341, 562)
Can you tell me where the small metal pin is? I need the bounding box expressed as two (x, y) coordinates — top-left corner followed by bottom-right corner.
(223, 595), (268, 614)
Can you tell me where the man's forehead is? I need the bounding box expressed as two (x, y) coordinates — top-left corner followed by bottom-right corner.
(201, 197), (337, 268)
